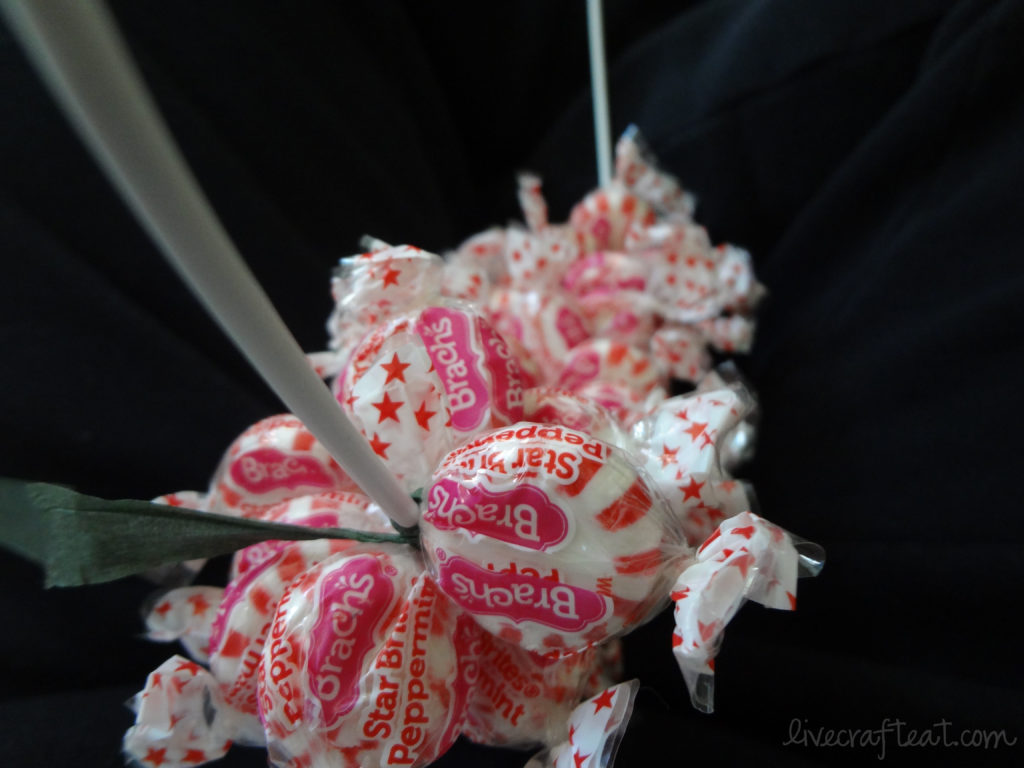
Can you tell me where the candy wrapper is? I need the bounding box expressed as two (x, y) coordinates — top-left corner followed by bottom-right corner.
(420, 423), (686, 654)
(143, 586), (225, 664)
(555, 340), (666, 428)
(670, 512), (803, 712)
(334, 301), (530, 494)
(124, 656), (242, 767)
(524, 680), (640, 768)
(259, 545), (468, 768)
(207, 415), (362, 519)
(521, 387), (628, 449)
(633, 384), (756, 546)
(326, 246), (445, 365)
(694, 363), (759, 472)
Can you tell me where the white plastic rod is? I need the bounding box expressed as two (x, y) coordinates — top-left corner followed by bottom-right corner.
(587, 0), (613, 187)
(1, 0), (420, 528)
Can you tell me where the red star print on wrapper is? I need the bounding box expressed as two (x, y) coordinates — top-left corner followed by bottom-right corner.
(523, 681), (639, 768)
(638, 387), (756, 545)
(123, 656), (235, 768)
(671, 512), (801, 713)
(142, 586), (226, 665)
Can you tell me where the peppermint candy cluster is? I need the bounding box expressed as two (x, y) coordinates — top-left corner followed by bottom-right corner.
(125, 131), (819, 768)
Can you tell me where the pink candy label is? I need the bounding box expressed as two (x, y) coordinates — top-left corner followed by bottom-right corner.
(417, 307), (490, 432)
(426, 477), (569, 551)
(555, 306), (590, 350)
(476, 318), (525, 424)
(308, 556), (396, 727)
(229, 447), (335, 495)
(436, 556), (606, 632)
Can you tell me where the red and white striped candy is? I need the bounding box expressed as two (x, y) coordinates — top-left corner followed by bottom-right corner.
(486, 289), (591, 385)
(258, 547), (468, 768)
(207, 415), (360, 519)
(556, 340), (662, 400)
(561, 252), (657, 346)
(207, 493), (393, 725)
(421, 423), (680, 654)
(555, 340), (665, 426)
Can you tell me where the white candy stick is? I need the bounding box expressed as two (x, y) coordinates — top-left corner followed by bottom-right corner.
(1, 0), (420, 528)
(587, 0), (613, 188)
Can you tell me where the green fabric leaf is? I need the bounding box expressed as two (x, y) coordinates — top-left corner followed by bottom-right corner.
(0, 477), (417, 587)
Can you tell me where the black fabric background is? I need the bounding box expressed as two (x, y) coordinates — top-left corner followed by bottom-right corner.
(2, 1), (1022, 766)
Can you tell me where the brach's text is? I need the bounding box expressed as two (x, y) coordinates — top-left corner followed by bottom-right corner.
(425, 477), (571, 550)
(477, 318), (527, 418)
(437, 555), (607, 633)
(308, 556), (396, 725)
(416, 307), (490, 430)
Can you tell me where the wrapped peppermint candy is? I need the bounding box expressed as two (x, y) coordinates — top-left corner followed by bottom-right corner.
(633, 384), (755, 546)
(258, 545), (469, 768)
(135, 492), (398, 752)
(420, 422), (686, 654)
(211, 495), (394, 733)
(326, 245), (445, 365)
(485, 289), (592, 386)
(560, 251), (659, 347)
(334, 303), (530, 493)
(207, 414), (361, 518)
(556, 340), (666, 428)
